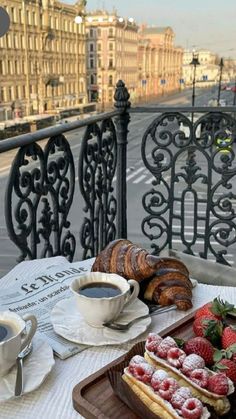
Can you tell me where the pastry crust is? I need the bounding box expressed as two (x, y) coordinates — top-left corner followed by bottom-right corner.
(145, 351), (232, 416)
(144, 271), (193, 311)
(92, 239), (189, 281)
(122, 372), (180, 419)
(123, 369), (210, 419)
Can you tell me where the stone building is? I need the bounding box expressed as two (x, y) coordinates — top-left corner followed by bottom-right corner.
(86, 10), (139, 107)
(138, 26), (183, 100)
(0, 0), (87, 120)
(182, 49), (220, 87)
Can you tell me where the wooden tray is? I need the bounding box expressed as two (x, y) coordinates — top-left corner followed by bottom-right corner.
(72, 312), (197, 418)
(72, 311), (236, 419)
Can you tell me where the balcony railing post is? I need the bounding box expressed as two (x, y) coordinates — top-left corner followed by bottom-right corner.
(114, 80), (130, 239)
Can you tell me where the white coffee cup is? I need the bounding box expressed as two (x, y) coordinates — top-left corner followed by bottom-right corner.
(70, 272), (140, 327)
(0, 311), (37, 377)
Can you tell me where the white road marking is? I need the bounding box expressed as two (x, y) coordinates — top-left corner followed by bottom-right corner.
(133, 174), (147, 184)
(145, 176), (155, 184)
(172, 239), (224, 246)
(126, 167), (145, 181)
(113, 168), (131, 182)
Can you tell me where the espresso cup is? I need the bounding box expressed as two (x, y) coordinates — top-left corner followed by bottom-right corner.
(0, 311), (37, 377)
(70, 272), (140, 327)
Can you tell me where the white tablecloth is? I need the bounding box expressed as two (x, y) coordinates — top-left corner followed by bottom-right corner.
(1, 277), (236, 418)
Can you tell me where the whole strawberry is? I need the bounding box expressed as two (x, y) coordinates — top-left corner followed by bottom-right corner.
(194, 298), (235, 321)
(184, 337), (214, 366)
(222, 326), (236, 349)
(214, 359), (236, 383)
(193, 316), (223, 346)
(208, 373), (229, 395)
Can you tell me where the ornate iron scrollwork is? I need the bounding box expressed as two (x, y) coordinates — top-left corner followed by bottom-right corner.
(141, 112), (236, 264)
(5, 134), (76, 262)
(79, 118), (117, 259)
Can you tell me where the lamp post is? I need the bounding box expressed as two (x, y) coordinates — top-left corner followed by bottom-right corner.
(190, 52), (200, 108)
(217, 58), (224, 106)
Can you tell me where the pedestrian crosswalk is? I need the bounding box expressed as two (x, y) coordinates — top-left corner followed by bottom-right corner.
(113, 165), (156, 184)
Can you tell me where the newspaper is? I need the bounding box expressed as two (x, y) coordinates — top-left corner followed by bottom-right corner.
(0, 256), (95, 359)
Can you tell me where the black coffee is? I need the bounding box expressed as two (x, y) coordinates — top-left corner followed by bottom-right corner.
(78, 282), (122, 298)
(0, 322), (16, 342)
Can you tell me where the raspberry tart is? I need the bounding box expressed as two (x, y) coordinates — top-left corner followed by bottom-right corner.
(123, 355), (210, 419)
(144, 333), (234, 415)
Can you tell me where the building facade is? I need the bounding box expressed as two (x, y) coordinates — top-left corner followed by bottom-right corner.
(0, 0), (87, 120)
(138, 26), (183, 100)
(182, 49), (220, 87)
(86, 11), (139, 108)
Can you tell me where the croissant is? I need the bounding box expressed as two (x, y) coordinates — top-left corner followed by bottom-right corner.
(91, 239), (189, 281)
(144, 270), (193, 310)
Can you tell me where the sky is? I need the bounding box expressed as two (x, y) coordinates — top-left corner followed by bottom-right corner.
(67, 0), (236, 58)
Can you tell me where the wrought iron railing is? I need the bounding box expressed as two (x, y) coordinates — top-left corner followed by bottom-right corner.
(1, 80), (236, 265)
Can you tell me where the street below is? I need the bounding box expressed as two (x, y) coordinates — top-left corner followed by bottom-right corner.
(0, 86), (235, 277)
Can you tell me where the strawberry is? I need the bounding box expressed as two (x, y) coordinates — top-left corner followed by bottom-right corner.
(222, 326), (236, 349)
(184, 337), (214, 366)
(192, 316), (223, 346)
(208, 373), (229, 395)
(194, 298), (236, 320)
(214, 358), (236, 383)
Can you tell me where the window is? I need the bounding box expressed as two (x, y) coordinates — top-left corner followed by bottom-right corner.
(109, 43), (113, 51)
(90, 74), (95, 84)
(109, 75), (113, 86)
(32, 12), (36, 25)
(8, 87), (12, 101)
(19, 9), (22, 23)
(90, 43), (94, 52)
(11, 7), (15, 22)
(8, 60), (11, 74)
(108, 58), (113, 68)
(0, 61), (3, 75)
(98, 43), (101, 51)
(0, 87), (4, 102)
(109, 28), (113, 37)
(15, 60), (18, 74)
(97, 28), (101, 37)
(90, 59), (94, 68)
(98, 58), (101, 68)
(89, 29), (93, 37)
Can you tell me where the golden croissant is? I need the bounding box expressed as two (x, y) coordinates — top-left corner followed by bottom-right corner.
(91, 239), (192, 310)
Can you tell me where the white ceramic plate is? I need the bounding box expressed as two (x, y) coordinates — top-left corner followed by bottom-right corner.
(51, 297), (151, 346)
(0, 333), (55, 402)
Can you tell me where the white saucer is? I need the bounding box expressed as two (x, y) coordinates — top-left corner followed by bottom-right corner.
(51, 297), (151, 346)
(0, 333), (55, 402)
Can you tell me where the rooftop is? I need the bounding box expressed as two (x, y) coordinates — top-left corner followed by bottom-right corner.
(142, 26), (173, 35)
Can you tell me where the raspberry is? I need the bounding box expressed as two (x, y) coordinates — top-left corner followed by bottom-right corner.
(150, 369), (168, 391)
(157, 337), (178, 358)
(128, 362), (154, 384)
(145, 333), (163, 353)
(182, 354), (205, 376)
(129, 355), (147, 367)
(208, 373), (229, 395)
(167, 347), (186, 369)
(158, 377), (179, 401)
(189, 369), (209, 388)
(181, 398), (203, 419)
(171, 387), (192, 409)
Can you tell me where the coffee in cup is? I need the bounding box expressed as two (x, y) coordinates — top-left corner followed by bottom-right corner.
(70, 272), (140, 327)
(0, 311), (37, 377)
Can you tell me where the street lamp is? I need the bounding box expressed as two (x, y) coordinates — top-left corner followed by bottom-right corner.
(190, 51), (200, 108)
(217, 58), (224, 106)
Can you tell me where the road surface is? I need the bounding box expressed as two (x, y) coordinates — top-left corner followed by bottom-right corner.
(0, 86), (235, 277)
